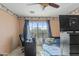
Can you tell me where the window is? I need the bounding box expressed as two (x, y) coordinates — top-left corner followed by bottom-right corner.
(27, 21), (49, 39)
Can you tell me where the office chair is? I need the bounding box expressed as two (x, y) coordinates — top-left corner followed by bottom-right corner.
(19, 34), (25, 53)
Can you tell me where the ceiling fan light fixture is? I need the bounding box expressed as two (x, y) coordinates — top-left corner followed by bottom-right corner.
(40, 3), (49, 9)
(30, 10), (35, 14)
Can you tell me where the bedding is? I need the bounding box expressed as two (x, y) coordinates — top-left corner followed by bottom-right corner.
(43, 38), (61, 56)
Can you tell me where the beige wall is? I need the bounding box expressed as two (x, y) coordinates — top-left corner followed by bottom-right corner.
(0, 9), (19, 54)
(50, 17), (60, 37)
(18, 17), (25, 34)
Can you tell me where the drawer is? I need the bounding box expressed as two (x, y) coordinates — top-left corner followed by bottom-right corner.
(70, 45), (79, 53)
(70, 35), (79, 45)
(70, 53), (79, 56)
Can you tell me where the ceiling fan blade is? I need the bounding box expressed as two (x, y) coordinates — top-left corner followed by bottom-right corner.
(49, 3), (60, 8)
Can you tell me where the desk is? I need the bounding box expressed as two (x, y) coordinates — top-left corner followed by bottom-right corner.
(24, 42), (36, 56)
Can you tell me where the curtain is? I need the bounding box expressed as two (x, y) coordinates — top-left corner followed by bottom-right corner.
(47, 20), (52, 37)
(23, 20), (29, 42)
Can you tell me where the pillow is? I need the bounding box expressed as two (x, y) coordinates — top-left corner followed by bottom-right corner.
(44, 38), (55, 45)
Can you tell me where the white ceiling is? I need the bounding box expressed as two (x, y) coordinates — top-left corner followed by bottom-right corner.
(2, 3), (79, 17)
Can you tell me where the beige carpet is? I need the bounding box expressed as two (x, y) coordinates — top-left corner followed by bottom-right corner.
(36, 45), (44, 56)
(8, 47), (24, 56)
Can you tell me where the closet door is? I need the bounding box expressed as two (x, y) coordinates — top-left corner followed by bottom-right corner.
(70, 34), (79, 56)
(50, 18), (60, 37)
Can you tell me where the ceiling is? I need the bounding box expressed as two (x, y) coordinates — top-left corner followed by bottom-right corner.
(2, 3), (79, 17)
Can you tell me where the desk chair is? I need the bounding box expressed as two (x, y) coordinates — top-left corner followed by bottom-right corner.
(19, 34), (25, 53)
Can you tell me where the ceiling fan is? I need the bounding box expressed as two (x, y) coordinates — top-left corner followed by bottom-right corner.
(40, 3), (60, 9)
(27, 3), (60, 9)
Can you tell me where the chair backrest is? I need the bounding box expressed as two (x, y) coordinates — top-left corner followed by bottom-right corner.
(19, 34), (25, 46)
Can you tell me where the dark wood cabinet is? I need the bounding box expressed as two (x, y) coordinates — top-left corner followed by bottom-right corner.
(70, 34), (79, 45)
(59, 15), (79, 31)
(70, 34), (79, 56)
(59, 15), (69, 31)
(59, 15), (79, 56)
(70, 45), (79, 54)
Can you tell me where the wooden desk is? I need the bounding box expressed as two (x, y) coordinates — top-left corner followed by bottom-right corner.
(24, 41), (36, 56)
